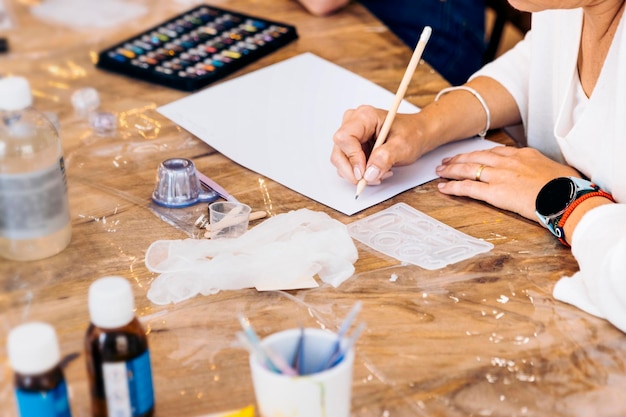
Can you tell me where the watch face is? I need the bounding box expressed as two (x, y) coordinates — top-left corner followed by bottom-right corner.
(536, 177), (576, 216)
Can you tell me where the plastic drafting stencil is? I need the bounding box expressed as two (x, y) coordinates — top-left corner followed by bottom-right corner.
(347, 203), (494, 270)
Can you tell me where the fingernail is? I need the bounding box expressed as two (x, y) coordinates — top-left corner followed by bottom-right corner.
(353, 166), (362, 181)
(381, 170), (394, 181)
(364, 165), (380, 182)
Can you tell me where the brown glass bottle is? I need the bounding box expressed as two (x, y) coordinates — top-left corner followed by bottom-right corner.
(85, 276), (155, 417)
(15, 365), (65, 391)
(85, 318), (153, 417)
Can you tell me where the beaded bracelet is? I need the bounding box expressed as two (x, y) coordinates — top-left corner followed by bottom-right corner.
(555, 189), (615, 247)
(435, 86), (491, 139)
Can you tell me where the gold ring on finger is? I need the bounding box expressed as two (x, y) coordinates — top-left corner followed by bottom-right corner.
(475, 164), (486, 182)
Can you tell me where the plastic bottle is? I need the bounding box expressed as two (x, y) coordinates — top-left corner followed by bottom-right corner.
(0, 76), (72, 261)
(85, 276), (155, 417)
(7, 321), (73, 417)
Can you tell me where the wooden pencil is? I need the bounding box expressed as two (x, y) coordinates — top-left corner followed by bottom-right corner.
(355, 26), (432, 199)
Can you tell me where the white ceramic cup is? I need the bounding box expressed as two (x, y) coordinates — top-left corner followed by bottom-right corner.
(249, 328), (354, 417)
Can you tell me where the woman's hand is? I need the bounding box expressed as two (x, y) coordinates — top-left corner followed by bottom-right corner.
(329, 77), (524, 188)
(435, 146), (581, 221)
(330, 105), (426, 185)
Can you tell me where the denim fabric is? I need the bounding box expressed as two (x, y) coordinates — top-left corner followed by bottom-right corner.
(360, 0), (485, 85)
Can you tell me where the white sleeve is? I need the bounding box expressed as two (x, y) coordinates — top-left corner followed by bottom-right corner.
(470, 30), (532, 130)
(553, 204), (626, 332)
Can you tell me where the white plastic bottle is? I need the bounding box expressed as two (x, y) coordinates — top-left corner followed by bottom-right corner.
(0, 76), (71, 261)
(7, 321), (73, 417)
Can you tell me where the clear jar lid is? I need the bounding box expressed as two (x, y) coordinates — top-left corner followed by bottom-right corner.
(88, 276), (135, 329)
(0, 76), (33, 111)
(8, 322), (61, 375)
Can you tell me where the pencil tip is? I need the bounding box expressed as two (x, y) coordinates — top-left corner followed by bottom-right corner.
(355, 178), (366, 200)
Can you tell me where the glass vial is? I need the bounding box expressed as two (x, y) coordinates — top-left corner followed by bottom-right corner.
(0, 76), (72, 261)
(85, 276), (155, 417)
(7, 321), (72, 417)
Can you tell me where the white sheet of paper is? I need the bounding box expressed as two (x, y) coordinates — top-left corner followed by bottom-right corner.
(158, 52), (500, 215)
(255, 276), (318, 292)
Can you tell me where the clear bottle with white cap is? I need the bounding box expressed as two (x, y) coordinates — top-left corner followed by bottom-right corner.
(0, 76), (72, 261)
(7, 321), (72, 417)
(85, 276), (155, 417)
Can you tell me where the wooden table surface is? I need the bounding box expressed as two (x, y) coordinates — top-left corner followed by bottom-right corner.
(1, 1), (625, 416)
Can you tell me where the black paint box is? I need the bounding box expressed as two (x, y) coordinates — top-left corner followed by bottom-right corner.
(96, 4), (298, 91)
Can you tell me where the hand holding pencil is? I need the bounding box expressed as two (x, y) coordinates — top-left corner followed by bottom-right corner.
(353, 26), (432, 199)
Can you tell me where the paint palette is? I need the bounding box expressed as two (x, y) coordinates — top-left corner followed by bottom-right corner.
(348, 203), (493, 270)
(96, 4), (298, 91)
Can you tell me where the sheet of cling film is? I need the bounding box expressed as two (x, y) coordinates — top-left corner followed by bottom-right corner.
(347, 203), (494, 270)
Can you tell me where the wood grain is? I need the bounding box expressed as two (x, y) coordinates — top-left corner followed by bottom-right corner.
(1, 1), (625, 416)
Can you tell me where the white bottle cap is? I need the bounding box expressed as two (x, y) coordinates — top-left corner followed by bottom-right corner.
(7, 322), (61, 375)
(88, 276), (135, 329)
(0, 76), (33, 111)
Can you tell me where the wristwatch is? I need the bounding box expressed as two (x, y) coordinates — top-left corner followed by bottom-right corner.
(535, 176), (614, 246)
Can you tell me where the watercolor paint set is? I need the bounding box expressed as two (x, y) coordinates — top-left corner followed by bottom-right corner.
(96, 4), (298, 91)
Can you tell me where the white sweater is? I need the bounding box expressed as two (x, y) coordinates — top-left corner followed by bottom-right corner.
(472, 8), (626, 332)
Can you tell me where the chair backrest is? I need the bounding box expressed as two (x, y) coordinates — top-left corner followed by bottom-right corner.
(484, 0), (531, 64)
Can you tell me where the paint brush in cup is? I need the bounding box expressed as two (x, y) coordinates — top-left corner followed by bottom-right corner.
(316, 301), (362, 372)
(238, 315), (298, 376)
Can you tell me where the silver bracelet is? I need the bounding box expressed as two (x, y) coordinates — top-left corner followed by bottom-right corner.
(435, 86), (491, 139)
